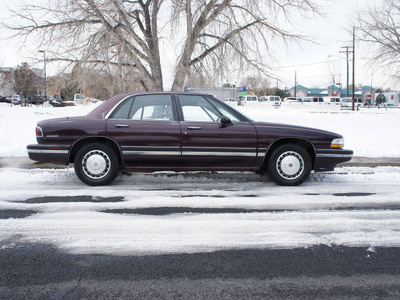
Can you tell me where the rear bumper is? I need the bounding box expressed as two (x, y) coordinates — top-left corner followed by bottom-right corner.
(315, 149), (354, 171)
(27, 144), (70, 165)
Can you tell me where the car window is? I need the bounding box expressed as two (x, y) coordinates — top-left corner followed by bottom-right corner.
(109, 96), (135, 119)
(129, 94), (174, 120)
(179, 95), (220, 122)
(205, 97), (242, 122)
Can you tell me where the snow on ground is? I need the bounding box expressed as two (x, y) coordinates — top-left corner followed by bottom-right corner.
(1, 166), (400, 255)
(0, 101), (399, 158)
(0, 102), (100, 157)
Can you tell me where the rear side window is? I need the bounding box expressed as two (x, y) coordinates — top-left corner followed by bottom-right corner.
(109, 94), (175, 120)
(129, 95), (174, 120)
(109, 97), (134, 119)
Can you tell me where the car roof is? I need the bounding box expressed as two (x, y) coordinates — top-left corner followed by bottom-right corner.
(86, 91), (220, 119)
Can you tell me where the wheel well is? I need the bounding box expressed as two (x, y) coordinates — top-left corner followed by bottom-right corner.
(263, 138), (316, 171)
(69, 137), (123, 167)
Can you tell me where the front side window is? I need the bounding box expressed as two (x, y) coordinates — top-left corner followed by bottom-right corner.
(205, 96), (243, 122)
(178, 95), (247, 123)
(179, 95), (220, 122)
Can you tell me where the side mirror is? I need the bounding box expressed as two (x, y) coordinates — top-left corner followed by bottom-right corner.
(220, 116), (232, 127)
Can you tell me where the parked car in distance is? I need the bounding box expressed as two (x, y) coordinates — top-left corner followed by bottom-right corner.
(260, 96), (281, 102)
(50, 96), (75, 107)
(74, 93), (87, 104)
(328, 97), (341, 105)
(312, 97), (324, 103)
(27, 92), (353, 186)
(341, 97), (363, 108)
(28, 94), (44, 105)
(283, 97), (301, 102)
(0, 96), (9, 103)
(239, 95), (258, 105)
(11, 95), (22, 105)
(224, 98), (238, 104)
(259, 96), (282, 107)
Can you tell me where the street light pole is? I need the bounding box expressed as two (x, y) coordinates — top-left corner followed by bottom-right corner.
(38, 50), (47, 100)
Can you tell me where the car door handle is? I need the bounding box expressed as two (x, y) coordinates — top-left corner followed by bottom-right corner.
(187, 126), (202, 130)
(115, 124), (130, 128)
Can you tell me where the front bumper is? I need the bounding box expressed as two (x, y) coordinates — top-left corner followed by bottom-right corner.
(315, 149), (354, 171)
(27, 144), (70, 165)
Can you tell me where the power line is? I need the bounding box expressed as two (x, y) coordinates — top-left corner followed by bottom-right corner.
(271, 58), (346, 69)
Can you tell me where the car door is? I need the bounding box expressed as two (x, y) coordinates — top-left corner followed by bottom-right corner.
(106, 94), (182, 168)
(177, 94), (258, 170)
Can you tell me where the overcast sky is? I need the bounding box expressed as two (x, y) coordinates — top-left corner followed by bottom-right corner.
(0, 0), (392, 91)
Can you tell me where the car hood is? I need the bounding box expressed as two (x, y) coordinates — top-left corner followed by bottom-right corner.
(251, 121), (342, 139)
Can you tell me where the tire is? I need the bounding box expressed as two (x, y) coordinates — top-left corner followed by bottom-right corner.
(74, 143), (120, 186)
(267, 144), (312, 186)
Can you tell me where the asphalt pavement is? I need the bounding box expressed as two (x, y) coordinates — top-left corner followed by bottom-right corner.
(1, 243), (400, 299)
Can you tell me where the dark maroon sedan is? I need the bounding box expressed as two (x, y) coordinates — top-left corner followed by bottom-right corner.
(27, 92), (353, 186)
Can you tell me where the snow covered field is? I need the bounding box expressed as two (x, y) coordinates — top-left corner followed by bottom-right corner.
(1, 101), (400, 255)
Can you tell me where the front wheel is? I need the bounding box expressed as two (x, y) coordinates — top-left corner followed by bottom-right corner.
(74, 143), (120, 186)
(267, 144), (312, 186)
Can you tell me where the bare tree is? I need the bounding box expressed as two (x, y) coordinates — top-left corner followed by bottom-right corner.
(14, 62), (40, 105)
(354, 0), (400, 82)
(4, 0), (319, 92)
(240, 75), (271, 95)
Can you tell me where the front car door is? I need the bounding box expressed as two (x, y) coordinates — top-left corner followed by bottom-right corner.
(106, 94), (181, 169)
(177, 94), (258, 170)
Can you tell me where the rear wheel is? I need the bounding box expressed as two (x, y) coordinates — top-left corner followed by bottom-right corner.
(74, 143), (120, 186)
(267, 144), (312, 186)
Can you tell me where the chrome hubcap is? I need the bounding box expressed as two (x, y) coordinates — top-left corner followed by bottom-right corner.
(276, 151), (304, 180)
(82, 150), (110, 179)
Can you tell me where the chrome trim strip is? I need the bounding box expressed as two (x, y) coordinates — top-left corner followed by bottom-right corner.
(316, 153), (353, 158)
(182, 147), (257, 152)
(121, 146), (259, 157)
(28, 149), (69, 154)
(182, 151), (256, 157)
(123, 151), (181, 156)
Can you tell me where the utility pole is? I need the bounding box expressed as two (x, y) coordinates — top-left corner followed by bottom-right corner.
(38, 50), (47, 100)
(340, 46), (353, 97)
(352, 27), (356, 111)
(294, 71), (297, 98)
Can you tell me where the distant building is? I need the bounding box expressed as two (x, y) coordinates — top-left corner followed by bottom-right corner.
(0, 67), (46, 97)
(289, 84), (375, 104)
(0, 67), (14, 97)
(379, 92), (399, 105)
(184, 86), (245, 100)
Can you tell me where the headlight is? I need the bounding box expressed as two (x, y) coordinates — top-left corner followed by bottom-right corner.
(331, 138), (344, 149)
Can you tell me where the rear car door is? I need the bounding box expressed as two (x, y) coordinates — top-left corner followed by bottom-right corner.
(106, 94), (181, 168)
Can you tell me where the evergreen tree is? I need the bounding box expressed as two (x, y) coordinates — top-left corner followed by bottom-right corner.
(14, 62), (39, 106)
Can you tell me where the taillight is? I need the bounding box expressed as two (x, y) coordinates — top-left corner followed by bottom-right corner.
(35, 126), (43, 137)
